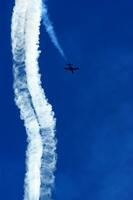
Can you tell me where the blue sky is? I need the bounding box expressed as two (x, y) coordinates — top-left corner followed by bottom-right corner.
(1, 0), (133, 199)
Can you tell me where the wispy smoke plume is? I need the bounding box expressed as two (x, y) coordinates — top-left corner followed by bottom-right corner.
(11, 0), (57, 200)
(42, 1), (67, 61)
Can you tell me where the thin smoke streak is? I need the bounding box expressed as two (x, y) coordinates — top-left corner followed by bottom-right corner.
(42, 1), (67, 61)
(11, 0), (57, 199)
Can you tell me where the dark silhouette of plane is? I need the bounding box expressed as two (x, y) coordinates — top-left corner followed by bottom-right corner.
(64, 63), (79, 73)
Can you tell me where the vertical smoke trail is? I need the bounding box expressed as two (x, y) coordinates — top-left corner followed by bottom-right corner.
(25, 0), (56, 199)
(14, 67), (43, 200)
(11, 0), (57, 199)
(42, 1), (67, 61)
(11, 1), (43, 200)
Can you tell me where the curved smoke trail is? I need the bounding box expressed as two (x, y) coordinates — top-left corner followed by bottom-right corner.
(11, 0), (56, 200)
(42, 1), (67, 61)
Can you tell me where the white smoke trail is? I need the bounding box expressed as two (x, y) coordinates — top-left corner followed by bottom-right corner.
(11, 0), (57, 200)
(11, 2), (43, 200)
(25, 0), (56, 199)
(42, 1), (67, 61)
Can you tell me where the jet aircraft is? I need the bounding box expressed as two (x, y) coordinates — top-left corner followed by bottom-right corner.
(64, 63), (79, 73)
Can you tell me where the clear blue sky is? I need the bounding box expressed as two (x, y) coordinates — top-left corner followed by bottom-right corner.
(1, 0), (133, 199)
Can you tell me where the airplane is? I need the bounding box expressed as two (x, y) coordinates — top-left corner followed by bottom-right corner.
(64, 63), (79, 73)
